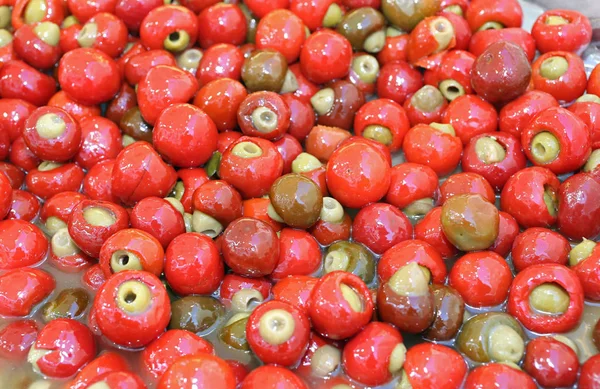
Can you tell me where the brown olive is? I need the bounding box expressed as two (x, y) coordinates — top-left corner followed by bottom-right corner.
(336, 7), (386, 53)
(219, 313), (250, 351)
(41, 288), (89, 323)
(471, 41), (531, 104)
(242, 49), (289, 93)
(119, 106), (153, 143)
(169, 296), (225, 334)
(594, 317), (600, 351)
(376, 263), (435, 334)
(441, 194), (499, 251)
(311, 80), (366, 131)
(324, 241), (375, 284)
(381, 0), (441, 32)
(269, 173), (323, 229)
(239, 3), (258, 43)
(423, 284), (465, 341)
(456, 312), (526, 364)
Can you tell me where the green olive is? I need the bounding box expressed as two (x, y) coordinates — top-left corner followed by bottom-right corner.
(456, 312), (526, 363)
(362, 125), (392, 147)
(291, 152), (322, 173)
(529, 283), (570, 314)
(475, 136), (506, 164)
(540, 56), (569, 80)
(0, 6), (11, 30)
(24, 0), (47, 25)
(351, 54), (380, 84)
(219, 313), (251, 351)
(322, 3), (343, 28)
(381, 0), (441, 31)
(241, 49), (288, 92)
(163, 30), (190, 52)
(441, 194), (499, 251)
(239, 3), (258, 43)
(77, 21), (97, 48)
(336, 7), (386, 51)
(438, 79), (465, 101)
(576, 94), (600, 104)
(41, 288), (89, 323)
(176, 48), (203, 73)
(403, 198), (435, 217)
(530, 131), (560, 164)
(543, 184), (558, 217)
(120, 107), (153, 143)
(324, 241), (375, 283)
(33, 21), (59, 46)
(0, 29), (12, 48)
(170, 296), (225, 334)
(204, 152), (221, 178)
(410, 85), (445, 113)
(478, 21), (504, 31)
(569, 239), (597, 266)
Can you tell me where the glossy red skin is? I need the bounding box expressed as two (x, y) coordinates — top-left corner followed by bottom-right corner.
(81, 12), (128, 58)
(115, 0), (163, 32)
(0, 60), (57, 106)
(465, 0), (523, 32)
(158, 354), (236, 389)
(0, 98), (36, 142)
(240, 365), (308, 389)
(197, 3), (246, 49)
(489, 211), (519, 257)
(49, 248), (94, 274)
(310, 213), (351, 247)
(589, 64), (600, 97)
(13, 23), (61, 69)
(469, 28), (536, 62)
(572, 244), (600, 301)
(376, 61), (423, 105)
(403, 123), (463, 177)
(424, 50), (475, 96)
(500, 167), (560, 228)
(245, 0), (289, 18)
(289, 63), (320, 103)
(385, 163), (439, 209)
(82, 264), (107, 292)
(94, 270), (170, 348)
(142, 329), (214, 380)
(193, 78), (248, 132)
(58, 48), (121, 106)
(462, 132), (527, 191)
(508, 264), (584, 333)
(407, 16), (456, 68)
(301, 165), (329, 196)
(377, 34), (409, 66)
(274, 134), (303, 174)
(0, 164), (23, 192)
(440, 11), (472, 51)
(464, 363), (537, 389)
(580, 355), (600, 389)
(66, 0), (116, 22)
(23, 105), (80, 158)
(131, 197), (186, 249)
(32, 319), (96, 379)
(196, 43), (244, 87)
(115, 42), (146, 79)
(221, 217), (279, 277)
(178, 0), (219, 13)
(219, 274), (272, 303)
(523, 337), (579, 387)
(449, 251), (513, 307)
(300, 29), (352, 85)
(378, 239), (447, 285)
(532, 51), (587, 103)
(219, 136), (284, 199)
(165, 232), (223, 296)
(9, 136), (41, 172)
(60, 23), (83, 54)
(227, 360), (249, 387)
(68, 200), (129, 258)
(0, 41), (17, 64)
(308, 271), (374, 340)
(414, 207), (459, 259)
(112, 142), (178, 205)
(0, 320), (38, 360)
(326, 139), (390, 208)
(290, 0), (336, 31)
(139, 5), (198, 51)
(532, 10), (592, 54)
(272, 228), (321, 280)
(124, 50), (176, 86)
(499, 91), (557, 139)
(242, 198), (282, 232)
(192, 180), (243, 226)
(0, 268), (54, 316)
(153, 104), (218, 167)
(342, 0), (379, 7)
(26, 163), (85, 200)
(67, 352), (130, 389)
(246, 300), (310, 366)
(404, 89), (448, 127)
(557, 173), (600, 240)
(106, 82), (136, 126)
(83, 159), (118, 202)
(256, 10), (305, 64)
(89, 371), (146, 388)
(352, 203), (413, 255)
(511, 227), (570, 272)
(0, 172), (11, 219)
(354, 98), (410, 152)
(7, 189), (40, 221)
(40, 191), (87, 227)
(175, 168), (210, 214)
(99, 228), (164, 278)
(74, 116), (122, 170)
(48, 91), (103, 123)
(442, 95), (498, 145)
(11, 0), (65, 29)
(404, 343), (467, 389)
(137, 65), (198, 126)
(272, 275), (317, 315)
(440, 172), (495, 203)
(0, 127), (9, 162)
(569, 101), (600, 150)
(238, 91), (291, 140)
(342, 322), (403, 386)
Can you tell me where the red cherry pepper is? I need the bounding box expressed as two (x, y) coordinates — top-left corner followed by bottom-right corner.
(140, 5), (198, 52)
(75, 116), (122, 170)
(193, 78), (248, 133)
(68, 199), (129, 258)
(106, 83), (137, 126)
(29, 319), (96, 379)
(309, 210), (352, 246)
(0, 219), (48, 269)
(489, 211), (519, 257)
(469, 27), (536, 62)
(274, 134), (303, 174)
(508, 264), (584, 333)
(378, 239), (447, 285)
(440, 11), (472, 51)
(407, 16), (456, 68)
(89, 371), (146, 388)
(414, 207), (459, 259)
(579, 354), (600, 389)
(308, 271), (374, 340)
(99, 228), (164, 278)
(26, 162), (85, 200)
(237, 91), (291, 140)
(66, 0), (116, 23)
(403, 343), (467, 389)
(440, 172), (495, 203)
(385, 162), (440, 214)
(196, 43), (244, 87)
(464, 363), (537, 389)
(245, 0), (289, 18)
(404, 86), (449, 126)
(354, 98), (410, 152)
(0, 60), (57, 106)
(256, 9), (305, 64)
(403, 123), (463, 177)
(197, 3), (247, 49)
(449, 251), (513, 307)
(40, 191), (88, 234)
(60, 21), (83, 54)
(48, 230), (94, 274)
(300, 29), (352, 85)
(342, 322), (405, 386)
(0, 173), (11, 220)
(141, 329), (214, 380)
(288, 63), (320, 104)
(114, 0), (162, 32)
(158, 354), (237, 389)
(192, 180), (243, 230)
(376, 61), (423, 105)
(83, 159), (119, 203)
(442, 95), (498, 145)
(290, 0), (340, 31)
(531, 51), (587, 103)
(272, 228), (321, 280)
(500, 91), (560, 140)
(532, 9), (592, 54)
(0, 268), (54, 316)
(220, 274), (272, 305)
(557, 173), (600, 241)
(272, 275), (318, 315)
(12, 22), (61, 69)
(570, 241), (600, 301)
(511, 227), (570, 272)
(424, 50), (475, 101)
(500, 166), (560, 228)
(48, 91), (103, 123)
(93, 270), (171, 348)
(465, 0), (522, 32)
(0, 162), (25, 190)
(9, 136), (41, 172)
(82, 264), (107, 292)
(352, 202), (413, 255)
(524, 336), (579, 388)
(242, 198), (282, 232)
(588, 63), (600, 97)
(0, 320), (38, 361)
(78, 12), (128, 58)
(240, 365), (308, 389)
(226, 360), (249, 387)
(0, 98), (36, 142)
(131, 197), (185, 249)
(22, 106), (81, 162)
(11, 0), (65, 29)
(124, 50), (176, 86)
(569, 100), (600, 150)
(462, 132), (527, 191)
(7, 189), (40, 221)
(305, 126), (351, 163)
